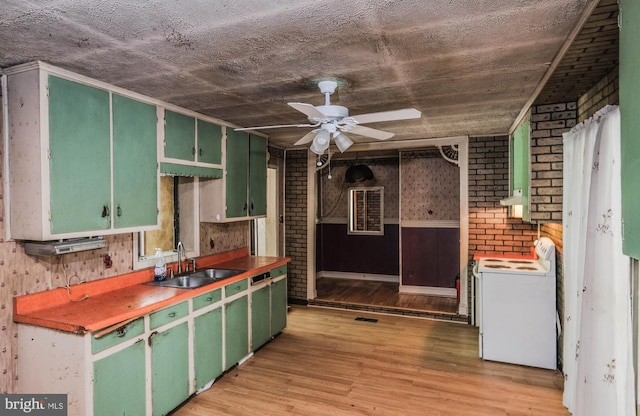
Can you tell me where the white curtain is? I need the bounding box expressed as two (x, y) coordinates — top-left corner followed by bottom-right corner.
(562, 105), (635, 415)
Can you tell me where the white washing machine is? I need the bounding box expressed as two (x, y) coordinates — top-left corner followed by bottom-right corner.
(477, 237), (557, 369)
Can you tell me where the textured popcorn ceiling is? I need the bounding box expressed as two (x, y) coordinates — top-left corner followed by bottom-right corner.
(0, 0), (614, 150)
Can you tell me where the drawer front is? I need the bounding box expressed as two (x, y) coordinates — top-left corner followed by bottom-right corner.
(91, 317), (144, 354)
(150, 302), (189, 329)
(193, 288), (222, 311)
(225, 279), (248, 297)
(270, 264), (287, 278)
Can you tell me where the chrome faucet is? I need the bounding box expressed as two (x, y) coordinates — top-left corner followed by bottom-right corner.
(177, 241), (185, 274)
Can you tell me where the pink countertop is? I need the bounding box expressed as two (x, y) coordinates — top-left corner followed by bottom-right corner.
(14, 248), (290, 334)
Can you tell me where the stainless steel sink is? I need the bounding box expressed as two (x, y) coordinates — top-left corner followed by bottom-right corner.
(146, 268), (245, 289)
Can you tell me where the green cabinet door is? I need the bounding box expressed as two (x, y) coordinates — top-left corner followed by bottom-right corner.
(165, 110), (196, 162)
(194, 307), (223, 391)
(48, 75), (111, 234)
(112, 94), (158, 229)
(620, 0), (640, 258)
(197, 120), (222, 165)
(151, 322), (190, 416)
(93, 340), (146, 416)
(224, 295), (249, 370)
(271, 277), (287, 336)
(249, 134), (267, 217)
(226, 130), (250, 218)
(251, 284), (271, 350)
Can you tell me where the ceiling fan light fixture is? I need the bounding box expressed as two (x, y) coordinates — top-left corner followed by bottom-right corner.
(310, 130), (330, 155)
(334, 132), (353, 153)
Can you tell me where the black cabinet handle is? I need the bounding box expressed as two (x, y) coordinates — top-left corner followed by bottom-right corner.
(101, 206), (110, 218)
(192, 146), (196, 156)
(199, 147), (203, 157)
(117, 205), (122, 217)
(243, 202), (248, 212)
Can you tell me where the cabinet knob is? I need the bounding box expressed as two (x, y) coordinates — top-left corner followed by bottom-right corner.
(116, 205), (122, 217)
(101, 205), (110, 218)
(199, 147), (203, 157)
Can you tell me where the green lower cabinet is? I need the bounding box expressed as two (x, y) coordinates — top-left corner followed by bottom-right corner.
(151, 322), (190, 416)
(271, 277), (288, 336)
(93, 340), (146, 416)
(224, 295), (249, 370)
(194, 307), (223, 391)
(251, 284), (271, 350)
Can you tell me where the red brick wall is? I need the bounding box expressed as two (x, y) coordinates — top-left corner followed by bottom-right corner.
(468, 136), (537, 260)
(530, 103), (577, 223)
(284, 149), (309, 301)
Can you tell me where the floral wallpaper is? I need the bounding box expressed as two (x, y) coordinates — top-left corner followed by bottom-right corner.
(401, 152), (460, 221)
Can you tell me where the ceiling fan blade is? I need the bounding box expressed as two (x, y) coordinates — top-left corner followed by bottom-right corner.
(235, 122), (318, 131)
(349, 108), (421, 124)
(288, 102), (326, 119)
(344, 125), (395, 140)
(294, 131), (317, 146)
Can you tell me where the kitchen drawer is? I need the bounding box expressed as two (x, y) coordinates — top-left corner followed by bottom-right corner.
(91, 317), (144, 354)
(270, 264), (287, 278)
(193, 288), (222, 311)
(150, 301), (188, 329)
(225, 279), (248, 297)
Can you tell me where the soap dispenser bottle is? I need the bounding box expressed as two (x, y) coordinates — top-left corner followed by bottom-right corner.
(153, 248), (167, 281)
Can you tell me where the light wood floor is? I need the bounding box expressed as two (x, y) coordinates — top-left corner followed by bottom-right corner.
(173, 306), (567, 416)
(314, 277), (460, 315)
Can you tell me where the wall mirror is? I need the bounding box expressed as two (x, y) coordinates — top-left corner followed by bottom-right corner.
(348, 186), (384, 235)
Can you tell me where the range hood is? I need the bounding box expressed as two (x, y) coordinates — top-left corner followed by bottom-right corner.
(500, 189), (523, 206)
(22, 236), (106, 256)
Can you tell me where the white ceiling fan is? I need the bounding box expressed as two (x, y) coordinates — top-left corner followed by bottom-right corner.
(235, 80), (422, 155)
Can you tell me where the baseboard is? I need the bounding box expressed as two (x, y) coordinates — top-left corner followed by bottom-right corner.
(317, 271), (399, 283)
(399, 285), (457, 298)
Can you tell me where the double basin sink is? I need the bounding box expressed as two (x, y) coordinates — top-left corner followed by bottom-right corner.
(146, 268), (245, 289)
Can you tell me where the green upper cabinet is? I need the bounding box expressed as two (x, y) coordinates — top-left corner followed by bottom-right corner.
(198, 119), (223, 165)
(249, 134), (268, 217)
(112, 94), (158, 229)
(164, 110), (196, 161)
(5, 63), (160, 240)
(161, 109), (223, 178)
(48, 75), (112, 234)
(200, 130), (267, 222)
(503, 118), (530, 222)
(226, 129), (251, 218)
(620, 0), (640, 259)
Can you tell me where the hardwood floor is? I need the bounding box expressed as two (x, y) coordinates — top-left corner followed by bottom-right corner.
(312, 277), (461, 319)
(174, 306), (567, 416)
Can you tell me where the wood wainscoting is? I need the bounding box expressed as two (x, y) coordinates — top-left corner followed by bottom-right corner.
(174, 306), (567, 416)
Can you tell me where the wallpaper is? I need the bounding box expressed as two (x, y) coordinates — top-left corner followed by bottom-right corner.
(401, 154), (460, 221)
(318, 159), (400, 221)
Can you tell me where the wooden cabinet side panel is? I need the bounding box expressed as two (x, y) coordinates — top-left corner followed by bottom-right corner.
(17, 325), (89, 416)
(7, 69), (46, 239)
